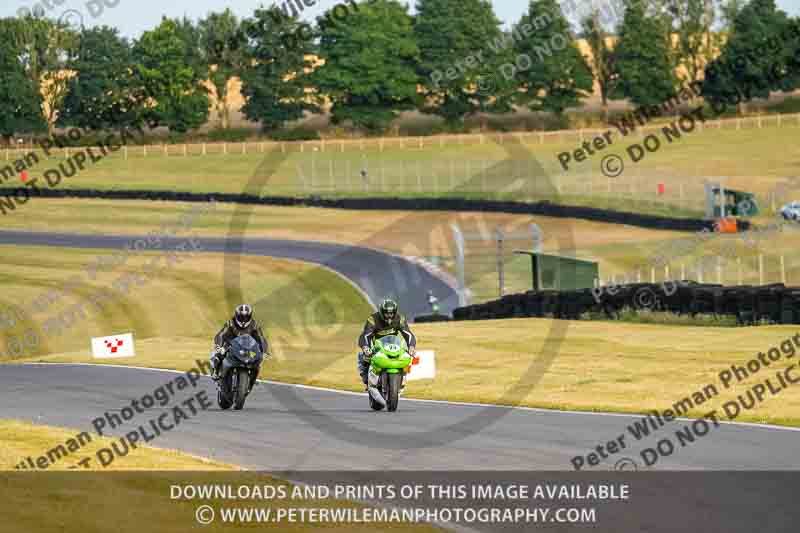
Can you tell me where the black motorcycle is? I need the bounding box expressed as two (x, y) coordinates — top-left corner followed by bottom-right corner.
(216, 334), (264, 410)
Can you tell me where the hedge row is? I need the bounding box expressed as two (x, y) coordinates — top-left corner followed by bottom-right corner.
(452, 282), (800, 325)
(0, 187), (750, 233)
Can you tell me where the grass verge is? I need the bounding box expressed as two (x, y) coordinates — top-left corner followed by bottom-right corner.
(0, 419), (234, 471)
(0, 420), (440, 533)
(0, 244), (371, 360)
(0, 197), (690, 301)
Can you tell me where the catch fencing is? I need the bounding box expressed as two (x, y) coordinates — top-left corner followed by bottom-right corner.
(450, 222), (543, 305)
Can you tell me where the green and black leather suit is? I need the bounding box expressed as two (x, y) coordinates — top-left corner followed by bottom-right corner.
(357, 311), (416, 384)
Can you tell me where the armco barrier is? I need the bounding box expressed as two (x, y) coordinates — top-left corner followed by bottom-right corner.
(0, 187), (752, 233)
(451, 282), (800, 325)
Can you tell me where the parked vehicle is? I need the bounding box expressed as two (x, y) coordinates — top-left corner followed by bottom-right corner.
(779, 202), (800, 221)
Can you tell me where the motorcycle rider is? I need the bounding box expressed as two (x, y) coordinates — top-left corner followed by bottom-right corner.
(357, 298), (417, 389)
(211, 304), (270, 381)
(427, 290), (440, 314)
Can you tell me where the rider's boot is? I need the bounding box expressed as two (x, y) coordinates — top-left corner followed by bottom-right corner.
(357, 352), (370, 391)
(210, 355), (222, 381)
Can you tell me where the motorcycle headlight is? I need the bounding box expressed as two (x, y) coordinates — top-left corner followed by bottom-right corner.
(237, 349), (262, 365)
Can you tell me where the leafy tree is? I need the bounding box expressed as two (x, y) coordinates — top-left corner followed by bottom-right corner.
(581, 9), (616, 117)
(702, 0), (797, 112)
(13, 14), (78, 135)
(199, 9), (247, 130)
(611, 0), (677, 106)
(719, 0), (746, 32)
(788, 17), (800, 84)
(415, 0), (511, 126)
(59, 26), (140, 132)
(133, 18), (210, 133)
(173, 16), (206, 74)
(512, 0), (593, 115)
(663, 0), (718, 83)
(0, 18), (46, 142)
(239, 6), (318, 132)
(311, 0), (420, 133)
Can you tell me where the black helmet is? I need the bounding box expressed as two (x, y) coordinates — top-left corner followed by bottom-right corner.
(234, 304), (253, 328)
(379, 298), (398, 322)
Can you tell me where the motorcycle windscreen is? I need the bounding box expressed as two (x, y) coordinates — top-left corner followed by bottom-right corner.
(228, 334), (263, 365)
(377, 335), (404, 355)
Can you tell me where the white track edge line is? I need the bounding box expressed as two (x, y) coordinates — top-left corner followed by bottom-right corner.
(15, 362), (800, 433)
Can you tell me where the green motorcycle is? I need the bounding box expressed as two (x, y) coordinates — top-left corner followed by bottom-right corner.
(367, 335), (413, 412)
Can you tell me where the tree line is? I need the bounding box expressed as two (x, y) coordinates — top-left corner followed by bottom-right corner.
(1, 0), (799, 142)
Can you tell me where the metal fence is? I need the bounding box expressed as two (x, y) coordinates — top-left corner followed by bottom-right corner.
(450, 222), (542, 305)
(601, 224), (800, 289)
(603, 252), (797, 288)
(291, 157), (799, 216)
(293, 157), (548, 195)
(4, 112), (799, 160)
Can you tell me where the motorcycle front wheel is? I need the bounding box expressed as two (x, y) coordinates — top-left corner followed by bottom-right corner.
(386, 373), (402, 412)
(233, 369), (250, 410)
(217, 373), (233, 410)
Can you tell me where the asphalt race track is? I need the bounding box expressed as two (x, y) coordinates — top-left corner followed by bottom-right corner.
(1, 363), (798, 471)
(0, 230), (458, 317)
(0, 230), (798, 472)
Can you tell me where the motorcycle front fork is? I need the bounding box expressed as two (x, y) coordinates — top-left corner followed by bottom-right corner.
(369, 370), (407, 391)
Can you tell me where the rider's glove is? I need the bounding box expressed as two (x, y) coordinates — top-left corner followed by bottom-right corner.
(409, 346), (416, 356)
(362, 347), (372, 358)
(214, 345), (226, 356)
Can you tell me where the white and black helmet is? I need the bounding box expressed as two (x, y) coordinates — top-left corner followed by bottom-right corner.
(234, 304), (253, 328)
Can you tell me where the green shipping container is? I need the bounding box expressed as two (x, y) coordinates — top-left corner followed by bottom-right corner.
(517, 252), (599, 291)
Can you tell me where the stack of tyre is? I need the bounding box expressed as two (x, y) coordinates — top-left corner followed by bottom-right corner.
(448, 282), (800, 325)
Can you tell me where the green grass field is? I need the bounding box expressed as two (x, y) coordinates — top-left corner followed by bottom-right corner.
(2, 118), (799, 429)
(0, 419), (235, 471)
(0, 196), (693, 301)
(0, 244), (371, 361)
(4, 120), (799, 218)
